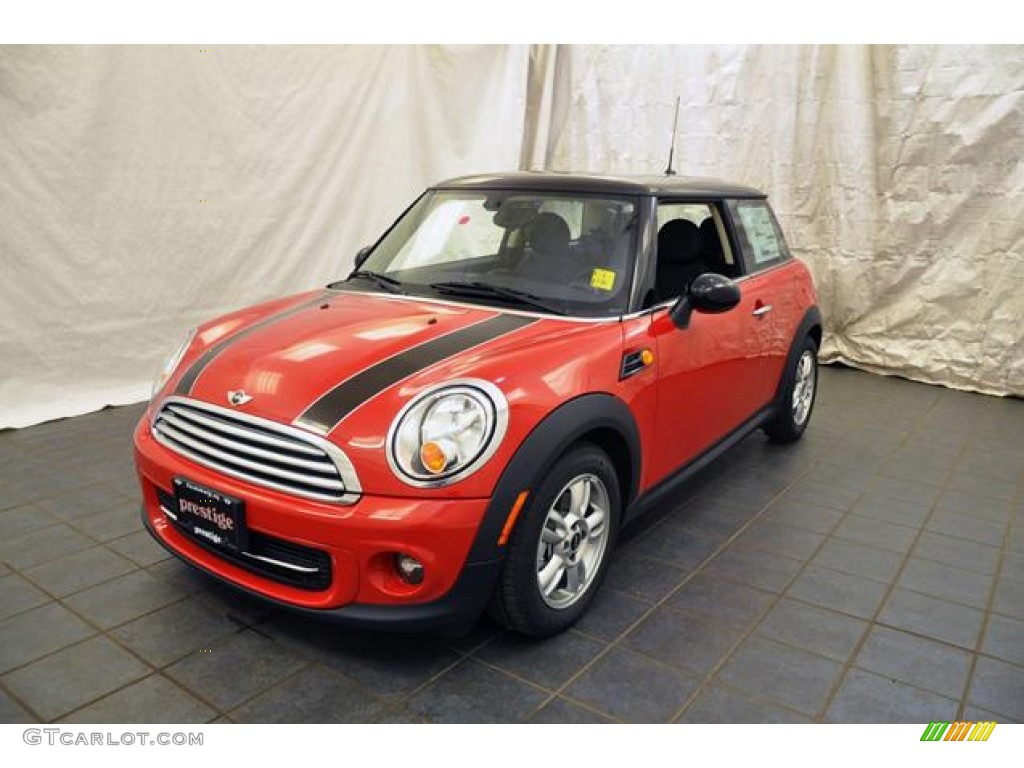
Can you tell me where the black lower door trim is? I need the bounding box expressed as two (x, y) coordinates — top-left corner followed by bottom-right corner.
(624, 403), (776, 524)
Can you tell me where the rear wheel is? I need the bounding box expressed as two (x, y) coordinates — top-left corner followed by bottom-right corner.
(489, 443), (620, 637)
(763, 336), (818, 443)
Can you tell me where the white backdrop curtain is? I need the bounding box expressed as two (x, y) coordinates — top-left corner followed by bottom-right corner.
(0, 45), (529, 428)
(1, 44), (1021, 429)
(522, 44), (1024, 398)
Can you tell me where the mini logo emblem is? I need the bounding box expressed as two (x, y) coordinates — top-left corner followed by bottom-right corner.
(227, 390), (253, 406)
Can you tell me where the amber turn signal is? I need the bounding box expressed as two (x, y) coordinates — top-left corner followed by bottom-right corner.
(497, 490), (530, 546)
(419, 441), (449, 474)
(640, 349), (655, 366)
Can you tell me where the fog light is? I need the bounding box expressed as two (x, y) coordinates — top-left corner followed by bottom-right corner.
(395, 553), (425, 585)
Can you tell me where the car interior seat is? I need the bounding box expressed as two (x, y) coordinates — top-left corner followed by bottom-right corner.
(523, 212), (575, 282)
(656, 219), (709, 301)
(528, 212), (570, 258)
(698, 217), (730, 277)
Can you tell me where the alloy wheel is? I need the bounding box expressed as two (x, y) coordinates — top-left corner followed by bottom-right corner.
(792, 349), (816, 426)
(535, 473), (611, 609)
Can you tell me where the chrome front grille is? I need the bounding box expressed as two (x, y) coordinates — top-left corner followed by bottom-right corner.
(152, 397), (360, 504)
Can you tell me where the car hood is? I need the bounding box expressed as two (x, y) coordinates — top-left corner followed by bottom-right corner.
(170, 289), (541, 434)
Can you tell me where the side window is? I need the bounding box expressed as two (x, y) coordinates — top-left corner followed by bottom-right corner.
(651, 201), (738, 304)
(657, 203), (711, 230)
(728, 199), (791, 273)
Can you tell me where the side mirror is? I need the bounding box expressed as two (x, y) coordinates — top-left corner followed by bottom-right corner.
(690, 273), (741, 314)
(669, 273), (741, 329)
(353, 245), (372, 270)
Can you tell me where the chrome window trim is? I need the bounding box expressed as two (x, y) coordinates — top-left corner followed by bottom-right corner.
(385, 379), (510, 489)
(733, 259), (793, 284)
(618, 260), (796, 321)
(152, 395), (362, 505)
(619, 300), (673, 320)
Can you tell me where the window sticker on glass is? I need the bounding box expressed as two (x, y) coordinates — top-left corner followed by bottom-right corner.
(590, 268), (616, 291)
(738, 204), (781, 264)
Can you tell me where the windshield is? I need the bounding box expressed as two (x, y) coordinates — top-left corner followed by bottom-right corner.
(344, 190), (639, 317)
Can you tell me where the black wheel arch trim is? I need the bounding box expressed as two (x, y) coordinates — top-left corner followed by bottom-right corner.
(773, 305), (822, 405)
(465, 392), (641, 564)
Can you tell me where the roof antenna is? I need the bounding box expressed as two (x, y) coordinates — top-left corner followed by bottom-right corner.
(664, 95), (680, 176)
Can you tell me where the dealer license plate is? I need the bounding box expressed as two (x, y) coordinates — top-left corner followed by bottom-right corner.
(172, 477), (248, 552)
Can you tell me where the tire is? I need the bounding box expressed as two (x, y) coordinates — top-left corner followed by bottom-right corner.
(763, 335), (819, 443)
(489, 443), (621, 637)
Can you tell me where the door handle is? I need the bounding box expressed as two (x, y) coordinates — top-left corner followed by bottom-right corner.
(752, 304), (773, 317)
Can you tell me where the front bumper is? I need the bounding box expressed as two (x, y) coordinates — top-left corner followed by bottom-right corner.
(141, 510), (500, 632)
(134, 418), (500, 631)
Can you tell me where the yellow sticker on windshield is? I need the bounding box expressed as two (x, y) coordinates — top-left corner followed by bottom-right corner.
(590, 268), (616, 291)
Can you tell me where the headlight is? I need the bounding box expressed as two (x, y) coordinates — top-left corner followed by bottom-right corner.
(151, 328), (197, 399)
(387, 379), (509, 486)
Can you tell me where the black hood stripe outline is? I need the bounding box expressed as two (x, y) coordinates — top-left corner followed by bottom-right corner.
(293, 313), (539, 436)
(173, 293), (329, 396)
(290, 315), (497, 434)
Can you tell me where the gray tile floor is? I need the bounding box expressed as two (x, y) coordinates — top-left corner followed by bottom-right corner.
(1, 366), (1021, 723)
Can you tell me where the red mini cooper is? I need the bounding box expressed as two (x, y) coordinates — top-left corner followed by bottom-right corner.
(135, 173), (821, 637)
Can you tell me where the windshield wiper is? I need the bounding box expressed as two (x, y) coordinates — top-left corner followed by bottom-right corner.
(347, 270), (404, 294)
(428, 280), (566, 316)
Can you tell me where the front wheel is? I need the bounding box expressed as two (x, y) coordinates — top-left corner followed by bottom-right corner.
(763, 336), (818, 443)
(489, 443), (620, 637)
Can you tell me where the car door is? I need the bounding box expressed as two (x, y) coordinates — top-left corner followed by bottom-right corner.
(726, 198), (800, 404)
(641, 201), (770, 486)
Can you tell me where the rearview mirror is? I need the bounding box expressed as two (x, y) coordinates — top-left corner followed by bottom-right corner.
(669, 273), (741, 329)
(353, 245), (372, 270)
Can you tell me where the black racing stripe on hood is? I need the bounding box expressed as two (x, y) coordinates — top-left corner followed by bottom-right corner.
(294, 314), (538, 435)
(173, 293), (329, 396)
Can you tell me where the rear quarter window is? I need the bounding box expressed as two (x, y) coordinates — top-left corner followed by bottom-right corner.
(728, 199), (792, 274)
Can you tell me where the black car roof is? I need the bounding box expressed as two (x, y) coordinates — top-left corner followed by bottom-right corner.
(433, 171), (766, 199)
